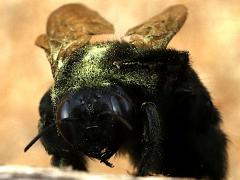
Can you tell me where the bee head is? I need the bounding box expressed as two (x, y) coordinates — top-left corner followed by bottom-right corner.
(55, 85), (134, 160)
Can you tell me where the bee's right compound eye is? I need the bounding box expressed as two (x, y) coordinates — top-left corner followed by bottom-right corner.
(56, 92), (85, 124)
(55, 96), (78, 145)
(58, 100), (71, 120)
(55, 93), (94, 146)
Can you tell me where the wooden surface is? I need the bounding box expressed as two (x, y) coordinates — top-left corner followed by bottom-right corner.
(0, 165), (195, 180)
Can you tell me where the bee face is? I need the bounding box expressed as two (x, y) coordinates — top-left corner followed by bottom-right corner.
(55, 85), (134, 158)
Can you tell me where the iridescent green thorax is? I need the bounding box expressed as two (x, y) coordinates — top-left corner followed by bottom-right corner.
(51, 41), (159, 105)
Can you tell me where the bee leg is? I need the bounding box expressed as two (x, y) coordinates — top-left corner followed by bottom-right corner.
(51, 154), (87, 171)
(136, 102), (163, 176)
(99, 147), (120, 168)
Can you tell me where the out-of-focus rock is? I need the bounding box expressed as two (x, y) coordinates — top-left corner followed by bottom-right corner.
(0, 165), (195, 180)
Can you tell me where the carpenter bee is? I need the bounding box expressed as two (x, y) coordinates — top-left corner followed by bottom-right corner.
(25, 3), (227, 180)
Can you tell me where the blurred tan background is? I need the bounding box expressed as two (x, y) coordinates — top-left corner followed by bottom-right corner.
(0, 0), (239, 179)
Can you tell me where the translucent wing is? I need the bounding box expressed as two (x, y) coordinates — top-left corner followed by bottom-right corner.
(123, 4), (187, 48)
(35, 3), (114, 77)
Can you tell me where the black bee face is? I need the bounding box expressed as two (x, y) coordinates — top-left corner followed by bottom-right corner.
(55, 85), (134, 159)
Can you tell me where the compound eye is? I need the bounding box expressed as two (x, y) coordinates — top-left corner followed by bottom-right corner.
(55, 95), (90, 146)
(56, 94), (82, 123)
(55, 97), (76, 144)
(110, 94), (132, 117)
(58, 100), (71, 120)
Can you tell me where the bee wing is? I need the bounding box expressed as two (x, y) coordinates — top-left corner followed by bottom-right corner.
(35, 3), (114, 77)
(122, 4), (187, 48)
